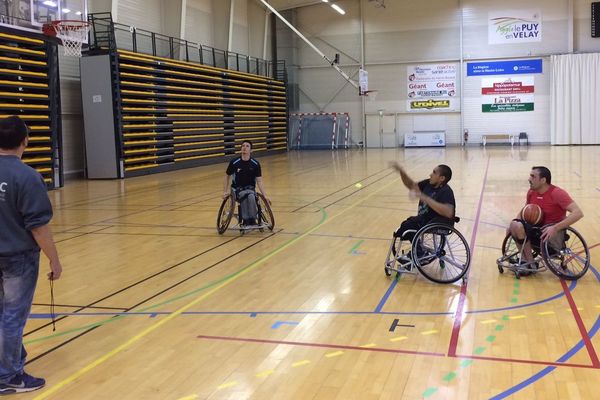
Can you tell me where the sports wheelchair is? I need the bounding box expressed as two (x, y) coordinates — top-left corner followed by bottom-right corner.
(216, 189), (274, 234)
(496, 225), (590, 280)
(384, 217), (471, 284)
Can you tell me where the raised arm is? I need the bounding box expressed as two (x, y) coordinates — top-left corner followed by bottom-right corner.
(389, 161), (417, 191)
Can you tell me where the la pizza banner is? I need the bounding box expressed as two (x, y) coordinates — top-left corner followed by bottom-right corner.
(481, 76), (534, 112)
(406, 63), (458, 112)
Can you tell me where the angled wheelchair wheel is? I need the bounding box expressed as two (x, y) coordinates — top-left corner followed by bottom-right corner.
(216, 194), (234, 234)
(500, 234), (539, 266)
(542, 227), (589, 280)
(411, 223), (470, 284)
(256, 193), (274, 231)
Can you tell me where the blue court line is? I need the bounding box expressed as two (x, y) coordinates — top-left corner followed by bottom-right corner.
(374, 278), (398, 313)
(467, 280), (576, 314)
(28, 280), (576, 320)
(489, 267), (600, 399)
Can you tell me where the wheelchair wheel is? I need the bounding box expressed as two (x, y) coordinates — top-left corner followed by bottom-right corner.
(412, 223), (470, 284)
(542, 227), (589, 280)
(216, 194), (234, 234)
(500, 234), (539, 266)
(256, 193), (274, 231)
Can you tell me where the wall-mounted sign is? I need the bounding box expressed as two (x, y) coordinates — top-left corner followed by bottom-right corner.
(489, 10), (542, 44)
(467, 59), (542, 76)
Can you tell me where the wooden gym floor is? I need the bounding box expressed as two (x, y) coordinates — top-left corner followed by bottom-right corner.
(21, 146), (600, 399)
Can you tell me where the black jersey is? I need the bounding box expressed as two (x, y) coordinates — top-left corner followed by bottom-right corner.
(416, 179), (455, 222)
(226, 157), (262, 189)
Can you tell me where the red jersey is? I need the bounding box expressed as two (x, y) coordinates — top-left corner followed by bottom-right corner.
(526, 185), (573, 224)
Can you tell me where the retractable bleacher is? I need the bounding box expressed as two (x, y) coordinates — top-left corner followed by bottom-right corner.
(0, 29), (62, 188)
(81, 46), (287, 178)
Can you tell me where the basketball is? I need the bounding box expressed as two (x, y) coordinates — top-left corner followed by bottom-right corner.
(521, 204), (543, 225)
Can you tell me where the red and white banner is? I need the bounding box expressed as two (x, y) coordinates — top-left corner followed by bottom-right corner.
(481, 76), (535, 112)
(481, 76), (534, 95)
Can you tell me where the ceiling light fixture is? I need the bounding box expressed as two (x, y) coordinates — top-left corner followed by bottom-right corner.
(331, 4), (345, 15)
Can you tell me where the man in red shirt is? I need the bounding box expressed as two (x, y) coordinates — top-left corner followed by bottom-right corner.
(508, 166), (583, 267)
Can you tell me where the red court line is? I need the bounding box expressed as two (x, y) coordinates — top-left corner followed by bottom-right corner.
(560, 279), (600, 367)
(197, 334), (598, 370)
(455, 353), (597, 370)
(448, 156), (490, 357)
(197, 335), (445, 357)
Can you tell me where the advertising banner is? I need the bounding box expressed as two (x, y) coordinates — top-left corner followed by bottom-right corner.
(407, 63), (457, 112)
(481, 76), (534, 112)
(489, 10), (542, 44)
(467, 59), (542, 76)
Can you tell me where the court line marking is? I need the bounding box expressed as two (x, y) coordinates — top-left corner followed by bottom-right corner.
(33, 174), (402, 399)
(560, 278), (600, 366)
(448, 156), (490, 357)
(196, 334), (594, 369)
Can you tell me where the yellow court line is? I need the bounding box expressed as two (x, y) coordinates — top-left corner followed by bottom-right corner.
(325, 351), (344, 358)
(359, 343), (377, 348)
(420, 330), (439, 335)
(509, 315), (526, 320)
(176, 395), (199, 400)
(255, 370), (275, 378)
(390, 336), (408, 342)
(292, 360), (311, 367)
(480, 319), (497, 325)
(537, 311), (555, 316)
(216, 381), (238, 390)
(34, 172), (399, 399)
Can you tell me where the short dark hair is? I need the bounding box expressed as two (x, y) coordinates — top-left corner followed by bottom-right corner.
(242, 140), (253, 149)
(437, 164), (452, 184)
(0, 116), (28, 149)
(532, 166), (552, 184)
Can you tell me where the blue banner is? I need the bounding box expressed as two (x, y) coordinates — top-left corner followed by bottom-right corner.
(467, 59), (542, 76)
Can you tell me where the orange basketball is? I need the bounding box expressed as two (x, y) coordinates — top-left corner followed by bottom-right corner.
(521, 204), (543, 225)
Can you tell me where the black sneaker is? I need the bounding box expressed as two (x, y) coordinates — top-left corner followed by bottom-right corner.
(0, 372), (45, 394)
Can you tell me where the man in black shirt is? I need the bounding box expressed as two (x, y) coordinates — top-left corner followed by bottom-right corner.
(222, 140), (271, 226)
(390, 161), (456, 242)
(0, 116), (62, 394)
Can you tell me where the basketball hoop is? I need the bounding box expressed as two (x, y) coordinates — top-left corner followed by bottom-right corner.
(362, 90), (378, 102)
(42, 20), (90, 57)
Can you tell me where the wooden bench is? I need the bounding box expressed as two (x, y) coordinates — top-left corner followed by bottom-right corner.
(481, 134), (515, 146)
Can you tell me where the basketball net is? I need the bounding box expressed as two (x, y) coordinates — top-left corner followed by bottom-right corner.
(362, 90), (378, 102)
(44, 21), (90, 57)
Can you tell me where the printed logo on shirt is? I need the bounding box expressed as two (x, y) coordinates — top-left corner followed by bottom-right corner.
(0, 182), (6, 201)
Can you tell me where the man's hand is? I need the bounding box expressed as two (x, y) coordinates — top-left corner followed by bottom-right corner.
(48, 260), (62, 280)
(389, 161), (404, 173)
(540, 224), (559, 242)
(223, 191), (230, 199)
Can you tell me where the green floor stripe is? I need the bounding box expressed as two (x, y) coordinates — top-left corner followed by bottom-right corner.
(513, 289), (519, 295)
(486, 335), (496, 342)
(495, 325), (504, 331)
(423, 387), (438, 398)
(460, 359), (474, 368)
(442, 372), (457, 382)
(502, 315), (509, 321)
(348, 239), (364, 254)
(474, 346), (486, 354)
(510, 297), (518, 303)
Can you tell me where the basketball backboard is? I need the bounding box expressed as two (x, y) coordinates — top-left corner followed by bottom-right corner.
(0, 0), (87, 33)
